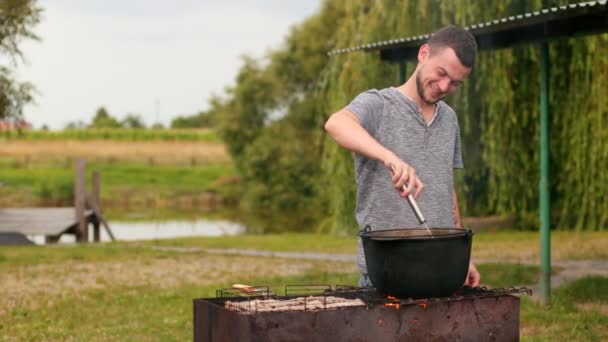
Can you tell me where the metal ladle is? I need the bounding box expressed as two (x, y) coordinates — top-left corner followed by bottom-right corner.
(390, 164), (433, 237)
(401, 183), (433, 237)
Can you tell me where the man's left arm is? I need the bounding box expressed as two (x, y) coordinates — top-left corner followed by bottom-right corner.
(452, 190), (462, 228)
(454, 189), (480, 287)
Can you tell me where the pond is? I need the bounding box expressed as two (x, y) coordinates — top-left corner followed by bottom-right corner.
(30, 219), (246, 244)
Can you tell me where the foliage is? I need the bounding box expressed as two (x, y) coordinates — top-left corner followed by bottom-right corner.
(0, 66), (34, 120)
(121, 113), (146, 128)
(315, 0), (608, 232)
(208, 1), (349, 232)
(238, 119), (322, 232)
(213, 57), (278, 167)
(184, 0), (608, 233)
(0, 0), (41, 120)
(170, 110), (213, 128)
(88, 106), (121, 129)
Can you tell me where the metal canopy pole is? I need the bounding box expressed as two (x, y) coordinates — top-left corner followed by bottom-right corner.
(399, 59), (407, 84)
(539, 42), (551, 305)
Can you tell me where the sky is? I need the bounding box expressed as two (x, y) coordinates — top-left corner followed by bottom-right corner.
(15, 0), (321, 129)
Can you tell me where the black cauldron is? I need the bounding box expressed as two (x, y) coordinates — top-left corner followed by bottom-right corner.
(359, 227), (473, 299)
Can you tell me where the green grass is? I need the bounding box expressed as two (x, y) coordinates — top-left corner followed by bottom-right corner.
(472, 230), (608, 260)
(2, 259), (606, 341)
(0, 244), (178, 268)
(521, 276), (608, 341)
(95, 163), (233, 189)
(1, 128), (220, 142)
(556, 276), (608, 303)
(0, 272), (360, 341)
(138, 233), (358, 254)
(477, 263), (541, 287)
(1, 244), (606, 341)
(0, 162), (234, 191)
(0, 161), (237, 211)
(136, 230), (608, 261)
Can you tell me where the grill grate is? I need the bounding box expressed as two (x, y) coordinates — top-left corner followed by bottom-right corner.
(215, 284), (531, 314)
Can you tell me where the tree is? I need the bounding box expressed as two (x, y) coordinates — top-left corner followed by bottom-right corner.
(88, 106), (121, 129)
(170, 110), (213, 128)
(121, 113), (145, 128)
(208, 3), (348, 232)
(64, 120), (86, 130)
(0, 0), (41, 120)
(214, 57), (279, 167)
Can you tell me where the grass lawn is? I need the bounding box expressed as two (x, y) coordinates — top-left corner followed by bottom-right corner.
(136, 230), (608, 261)
(1, 244), (606, 341)
(521, 276), (608, 341)
(137, 233), (358, 254)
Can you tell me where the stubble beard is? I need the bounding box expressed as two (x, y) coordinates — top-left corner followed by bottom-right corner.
(415, 70), (441, 105)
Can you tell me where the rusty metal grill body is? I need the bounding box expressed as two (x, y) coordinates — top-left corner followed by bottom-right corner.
(194, 285), (530, 342)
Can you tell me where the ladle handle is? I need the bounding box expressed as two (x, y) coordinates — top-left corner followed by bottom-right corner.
(403, 185), (427, 225)
(389, 164), (427, 225)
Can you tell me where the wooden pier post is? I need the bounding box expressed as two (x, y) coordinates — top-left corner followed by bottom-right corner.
(75, 159), (88, 242)
(92, 171), (101, 242)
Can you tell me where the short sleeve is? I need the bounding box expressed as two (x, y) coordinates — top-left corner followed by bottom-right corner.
(453, 120), (464, 169)
(346, 89), (384, 135)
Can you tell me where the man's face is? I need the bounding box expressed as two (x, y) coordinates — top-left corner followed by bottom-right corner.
(415, 45), (471, 105)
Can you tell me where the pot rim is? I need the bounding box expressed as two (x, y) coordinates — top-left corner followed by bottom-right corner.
(358, 227), (473, 241)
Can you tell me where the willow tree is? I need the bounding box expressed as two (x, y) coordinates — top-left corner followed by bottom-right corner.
(317, 0), (608, 233)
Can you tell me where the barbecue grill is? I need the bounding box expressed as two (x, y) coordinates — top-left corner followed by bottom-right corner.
(194, 284), (531, 341)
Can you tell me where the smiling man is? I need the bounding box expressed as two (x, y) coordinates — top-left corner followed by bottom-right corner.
(324, 25), (480, 289)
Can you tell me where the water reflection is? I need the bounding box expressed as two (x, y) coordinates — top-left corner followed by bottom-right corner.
(30, 219), (246, 244)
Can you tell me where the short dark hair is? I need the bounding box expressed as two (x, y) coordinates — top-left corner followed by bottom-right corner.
(427, 25), (477, 68)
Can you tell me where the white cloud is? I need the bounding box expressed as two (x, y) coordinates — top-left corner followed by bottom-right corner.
(15, 0), (320, 129)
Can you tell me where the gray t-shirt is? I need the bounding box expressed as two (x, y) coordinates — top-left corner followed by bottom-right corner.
(346, 87), (464, 274)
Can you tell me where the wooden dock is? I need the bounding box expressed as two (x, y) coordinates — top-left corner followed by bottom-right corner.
(0, 208), (97, 243)
(0, 160), (114, 245)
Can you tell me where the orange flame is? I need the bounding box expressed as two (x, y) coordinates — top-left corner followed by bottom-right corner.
(384, 295), (400, 309)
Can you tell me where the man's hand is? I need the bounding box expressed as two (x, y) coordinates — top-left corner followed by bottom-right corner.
(464, 262), (480, 287)
(385, 154), (424, 199)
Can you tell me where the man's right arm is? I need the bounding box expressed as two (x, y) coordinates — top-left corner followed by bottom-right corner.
(324, 108), (424, 198)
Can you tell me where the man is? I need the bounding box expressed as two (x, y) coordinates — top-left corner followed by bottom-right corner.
(324, 25), (480, 288)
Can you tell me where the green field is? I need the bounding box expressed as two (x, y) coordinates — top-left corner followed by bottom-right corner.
(0, 161), (237, 214)
(1, 128), (220, 142)
(0, 136), (237, 219)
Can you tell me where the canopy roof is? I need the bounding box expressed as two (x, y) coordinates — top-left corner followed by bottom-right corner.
(328, 0), (608, 62)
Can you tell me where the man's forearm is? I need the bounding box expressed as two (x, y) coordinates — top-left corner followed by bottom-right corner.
(325, 108), (425, 198)
(452, 190), (462, 228)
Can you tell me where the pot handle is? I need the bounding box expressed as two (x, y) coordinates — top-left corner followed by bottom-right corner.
(359, 225), (372, 234)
